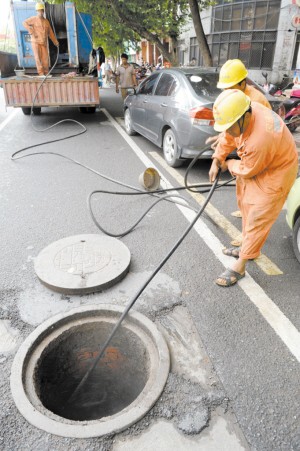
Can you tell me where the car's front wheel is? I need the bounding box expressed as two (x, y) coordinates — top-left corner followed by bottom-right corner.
(163, 129), (183, 167)
(124, 109), (136, 135)
(292, 216), (300, 263)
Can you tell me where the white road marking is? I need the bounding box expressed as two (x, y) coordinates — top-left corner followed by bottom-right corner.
(101, 108), (300, 363)
(0, 109), (19, 133)
(115, 117), (124, 127)
(0, 320), (19, 353)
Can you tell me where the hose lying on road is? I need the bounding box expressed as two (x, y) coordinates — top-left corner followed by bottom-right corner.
(67, 166), (222, 405)
(11, 144), (235, 233)
(12, 141), (233, 404)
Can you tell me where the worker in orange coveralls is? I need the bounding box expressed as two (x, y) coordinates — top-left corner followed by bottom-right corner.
(209, 89), (298, 287)
(207, 59), (272, 244)
(23, 3), (59, 76)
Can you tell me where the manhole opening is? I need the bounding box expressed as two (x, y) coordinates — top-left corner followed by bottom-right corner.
(34, 322), (150, 421)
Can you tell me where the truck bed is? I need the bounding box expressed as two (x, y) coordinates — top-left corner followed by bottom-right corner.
(0, 75), (100, 108)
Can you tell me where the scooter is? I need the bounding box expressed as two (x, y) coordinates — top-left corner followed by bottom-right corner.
(261, 72), (300, 131)
(283, 86), (300, 132)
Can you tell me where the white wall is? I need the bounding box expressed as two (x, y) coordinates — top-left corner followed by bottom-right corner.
(178, 8), (212, 66)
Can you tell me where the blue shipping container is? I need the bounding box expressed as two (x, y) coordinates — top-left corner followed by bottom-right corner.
(11, 1), (92, 70)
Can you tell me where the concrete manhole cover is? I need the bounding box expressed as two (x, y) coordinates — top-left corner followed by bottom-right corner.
(10, 304), (170, 438)
(34, 235), (131, 294)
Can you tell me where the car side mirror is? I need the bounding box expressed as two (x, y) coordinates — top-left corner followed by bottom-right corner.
(127, 88), (136, 96)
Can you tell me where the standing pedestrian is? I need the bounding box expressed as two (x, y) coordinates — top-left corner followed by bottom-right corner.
(23, 2), (59, 76)
(115, 53), (137, 100)
(103, 59), (112, 86)
(209, 89), (298, 287)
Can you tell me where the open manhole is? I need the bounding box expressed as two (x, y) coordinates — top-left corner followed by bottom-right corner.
(10, 305), (170, 438)
(34, 234), (131, 294)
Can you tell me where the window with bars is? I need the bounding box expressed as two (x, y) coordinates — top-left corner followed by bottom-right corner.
(189, 37), (204, 66)
(176, 39), (185, 66)
(292, 32), (300, 69)
(209, 0), (280, 69)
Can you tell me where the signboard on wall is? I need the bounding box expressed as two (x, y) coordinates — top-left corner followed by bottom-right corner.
(292, 13), (300, 27)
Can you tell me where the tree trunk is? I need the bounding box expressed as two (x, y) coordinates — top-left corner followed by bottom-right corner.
(188, 0), (212, 67)
(169, 35), (179, 66)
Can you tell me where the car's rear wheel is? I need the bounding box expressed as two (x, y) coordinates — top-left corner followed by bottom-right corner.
(292, 216), (300, 263)
(163, 129), (183, 167)
(124, 109), (136, 135)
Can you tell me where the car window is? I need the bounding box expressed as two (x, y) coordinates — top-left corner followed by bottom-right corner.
(138, 73), (160, 95)
(154, 73), (178, 96)
(168, 78), (179, 96)
(186, 72), (221, 98)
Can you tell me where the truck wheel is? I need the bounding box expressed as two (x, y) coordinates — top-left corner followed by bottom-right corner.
(79, 107), (96, 114)
(33, 107), (41, 115)
(22, 107), (31, 115)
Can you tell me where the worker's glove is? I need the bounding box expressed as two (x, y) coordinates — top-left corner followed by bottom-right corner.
(206, 134), (220, 151)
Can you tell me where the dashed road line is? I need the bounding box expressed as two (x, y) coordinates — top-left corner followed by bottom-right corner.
(102, 107), (300, 364)
(0, 108), (19, 133)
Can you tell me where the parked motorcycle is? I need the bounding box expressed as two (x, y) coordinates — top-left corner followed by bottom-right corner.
(261, 72), (300, 132)
(283, 85), (300, 133)
(261, 72), (293, 96)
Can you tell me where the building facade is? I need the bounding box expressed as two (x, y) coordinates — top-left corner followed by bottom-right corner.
(179, 0), (300, 85)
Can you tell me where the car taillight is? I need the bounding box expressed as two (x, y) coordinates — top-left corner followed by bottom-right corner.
(189, 107), (214, 126)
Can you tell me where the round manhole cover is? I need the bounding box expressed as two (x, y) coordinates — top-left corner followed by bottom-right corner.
(10, 304), (170, 438)
(34, 235), (131, 294)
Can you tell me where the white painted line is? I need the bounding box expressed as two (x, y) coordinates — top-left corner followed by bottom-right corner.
(0, 109), (19, 133)
(101, 107), (300, 364)
(0, 320), (19, 353)
(115, 117), (124, 127)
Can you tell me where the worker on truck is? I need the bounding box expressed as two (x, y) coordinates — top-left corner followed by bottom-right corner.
(209, 89), (298, 287)
(23, 3), (59, 76)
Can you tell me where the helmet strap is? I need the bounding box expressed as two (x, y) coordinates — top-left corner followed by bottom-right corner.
(238, 114), (246, 134)
(238, 79), (246, 91)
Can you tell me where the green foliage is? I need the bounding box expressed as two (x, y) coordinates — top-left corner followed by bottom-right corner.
(51, 0), (189, 59)
(50, 0), (217, 63)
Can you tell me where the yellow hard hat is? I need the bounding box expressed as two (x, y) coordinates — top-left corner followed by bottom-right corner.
(35, 3), (45, 11)
(213, 89), (251, 132)
(217, 59), (248, 89)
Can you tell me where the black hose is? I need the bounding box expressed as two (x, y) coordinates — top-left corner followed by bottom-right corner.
(68, 168), (221, 403)
(87, 147), (235, 237)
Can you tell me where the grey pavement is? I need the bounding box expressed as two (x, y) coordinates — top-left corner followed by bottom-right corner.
(0, 85), (299, 450)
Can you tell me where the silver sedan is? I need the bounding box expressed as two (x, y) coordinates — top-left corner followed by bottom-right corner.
(124, 67), (283, 167)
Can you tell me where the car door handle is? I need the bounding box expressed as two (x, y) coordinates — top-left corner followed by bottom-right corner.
(160, 103), (167, 107)
(143, 100), (148, 103)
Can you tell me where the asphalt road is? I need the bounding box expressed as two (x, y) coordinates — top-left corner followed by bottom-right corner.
(0, 85), (300, 450)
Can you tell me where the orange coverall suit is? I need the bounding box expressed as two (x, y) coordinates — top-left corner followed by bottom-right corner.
(244, 84), (271, 110)
(23, 16), (58, 75)
(213, 102), (298, 260)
